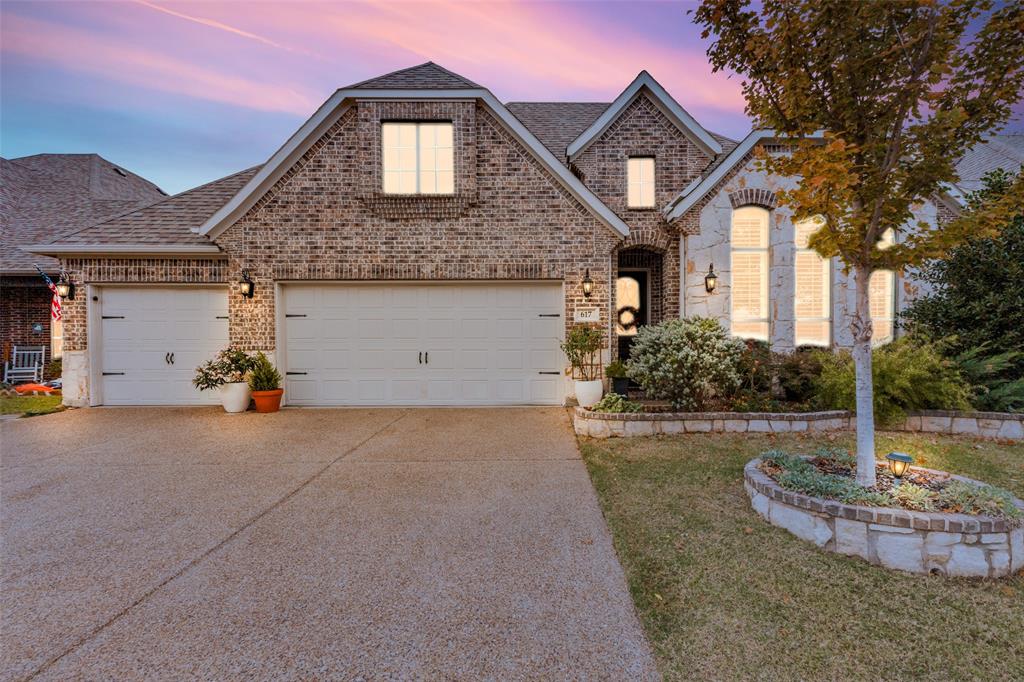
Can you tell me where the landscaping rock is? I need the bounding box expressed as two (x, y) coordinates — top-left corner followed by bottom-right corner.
(834, 518), (869, 559)
(951, 417), (979, 435)
(769, 501), (832, 547)
(997, 419), (1024, 439)
(875, 533), (925, 573)
(684, 420), (712, 432)
(947, 544), (990, 577)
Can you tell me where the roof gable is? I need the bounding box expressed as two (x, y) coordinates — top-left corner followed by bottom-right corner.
(199, 81), (630, 240)
(505, 102), (611, 160)
(566, 71), (722, 160)
(346, 62), (481, 89)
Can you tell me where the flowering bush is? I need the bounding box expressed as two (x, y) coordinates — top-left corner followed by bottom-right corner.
(625, 317), (744, 410)
(193, 348), (254, 391)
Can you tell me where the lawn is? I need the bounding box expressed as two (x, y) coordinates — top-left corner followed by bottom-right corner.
(0, 394), (64, 416)
(580, 431), (1024, 681)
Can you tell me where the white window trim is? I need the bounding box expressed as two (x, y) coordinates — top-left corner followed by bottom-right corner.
(730, 207), (771, 341)
(381, 122), (454, 195)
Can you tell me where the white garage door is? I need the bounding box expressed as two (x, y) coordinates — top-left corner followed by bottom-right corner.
(99, 287), (229, 405)
(282, 282), (565, 406)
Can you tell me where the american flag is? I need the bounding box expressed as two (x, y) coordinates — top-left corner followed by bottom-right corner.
(35, 265), (62, 321)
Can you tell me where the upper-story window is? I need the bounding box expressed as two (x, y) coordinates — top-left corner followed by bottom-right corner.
(627, 157), (655, 208)
(794, 217), (831, 347)
(731, 205), (770, 341)
(382, 122), (454, 195)
(869, 228), (896, 346)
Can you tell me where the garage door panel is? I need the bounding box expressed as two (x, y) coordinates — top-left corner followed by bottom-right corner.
(282, 283), (564, 406)
(100, 288), (227, 405)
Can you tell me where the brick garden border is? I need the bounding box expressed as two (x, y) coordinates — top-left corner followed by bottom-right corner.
(573, 407), (1023, 441)
(743, 458), (1024, 577)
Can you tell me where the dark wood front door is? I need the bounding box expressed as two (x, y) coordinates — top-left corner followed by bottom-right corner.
(616, 270), (648, 361)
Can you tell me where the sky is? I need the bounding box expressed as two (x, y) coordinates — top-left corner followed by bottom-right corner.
(1, 1), (1020, 195)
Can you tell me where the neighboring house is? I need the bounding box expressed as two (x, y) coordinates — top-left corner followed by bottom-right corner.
(948, 133), (1024, 201)
(25, 63), (969, 407)
(1, 154), (165, 376)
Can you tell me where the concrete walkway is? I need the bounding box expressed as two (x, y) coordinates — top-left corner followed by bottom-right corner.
(1, 407), (656, 680)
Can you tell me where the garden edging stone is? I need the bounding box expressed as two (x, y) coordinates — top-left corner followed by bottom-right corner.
(742, 458), (1024, 577)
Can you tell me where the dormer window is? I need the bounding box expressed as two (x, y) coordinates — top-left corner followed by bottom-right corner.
(627, 156), (655, 208)
(382, 122), (454, 195)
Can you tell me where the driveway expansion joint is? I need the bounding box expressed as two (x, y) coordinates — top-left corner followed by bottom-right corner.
(21, 409), (411, 681)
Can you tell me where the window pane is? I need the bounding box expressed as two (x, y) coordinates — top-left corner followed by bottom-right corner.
(732, 321), (769, 341)
(796, 320), (829, 346)
(732, 206), (768, 248)
(732, 252), (765, 319)
(616, 276), (641, 337)
(627, 157), (655, 208)
(50, 317), (63, 360)
(731, 206), (770, 341)
(640, 181), (655, 208)
(436, 171), (454, 194)
(420, 170), (437, 194)
(383, 172), (401, 194)
(869, 270), (894, 346)
(437, 147), (454, 172)
(627, 183), (642, 208)
(435, 123), (453, 147)
(397, 123), (416, 147)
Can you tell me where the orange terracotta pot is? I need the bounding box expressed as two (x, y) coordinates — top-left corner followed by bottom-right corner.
(251, 388), (284, 413)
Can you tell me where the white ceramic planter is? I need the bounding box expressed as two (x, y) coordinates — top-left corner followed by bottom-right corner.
(219, 382), (251, 413)
(574, 379), (604, 408)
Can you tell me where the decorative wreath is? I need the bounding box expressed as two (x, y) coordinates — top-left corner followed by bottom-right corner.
(617, 306), (640, 332)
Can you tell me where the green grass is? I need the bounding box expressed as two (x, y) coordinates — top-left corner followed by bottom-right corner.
(0, 394), (64, 416)
(580, 431), (1024, 681)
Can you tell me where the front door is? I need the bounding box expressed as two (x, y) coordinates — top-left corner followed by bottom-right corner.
(616, 270), (648, 361)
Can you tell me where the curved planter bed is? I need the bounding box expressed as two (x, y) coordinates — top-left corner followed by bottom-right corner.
(744, 458), (1024, 578)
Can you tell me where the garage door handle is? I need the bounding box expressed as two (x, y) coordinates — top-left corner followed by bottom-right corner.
(215, 315), (228, 319)
(102, 315), (125, 319)
(285, 314), (307, 318)
(425, 351), (429, 364)
(419, 352), (422, 365)
(102, 371), (125, 376)
(170, 353), (175, 365)
(165, 352), (170, 365)
(538, 313), (561, 318)
(538, 371), (560, 375)
(286, 371), (307, 376)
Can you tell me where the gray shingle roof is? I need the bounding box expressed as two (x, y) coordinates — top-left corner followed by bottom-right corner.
(505, 102), (612, 159)
(954, 133), (1024, 196)
(48, 166), (260, 247)
(1, 154), (165, 273)
(347, 62), (481, 90)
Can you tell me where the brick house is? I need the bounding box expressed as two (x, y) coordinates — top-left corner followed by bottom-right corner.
(29, 63), (957, 407)
(1, 154), (164, 377)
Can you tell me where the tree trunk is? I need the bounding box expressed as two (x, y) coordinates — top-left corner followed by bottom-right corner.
(852, 264), (876, 487)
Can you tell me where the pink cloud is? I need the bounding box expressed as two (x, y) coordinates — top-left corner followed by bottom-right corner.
(2, 13), (316, 115)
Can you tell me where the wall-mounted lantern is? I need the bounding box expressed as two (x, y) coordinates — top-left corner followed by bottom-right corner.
(582, 269), (594, 299)
(704, 264), (718, 294)
(55, 272), (75, 300)
(239, 269), (255, 299)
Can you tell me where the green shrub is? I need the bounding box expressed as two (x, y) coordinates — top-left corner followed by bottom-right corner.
(193, 348), (254, 391)
(560, 325), (603, 381)
(45, 358), (62, 379)
(247, 352), (282, 391)
(736, 339), (774, 393)
(590, 392), (643, 414)
(604, 360), (628, 379)
(953, 344), (1024, 412)
(777, 347), (824, 403)
(626, 317), (744, 410)
(937, 480), (1023, 519)
(774, 466), (889, 506)
(889, 483), (935, 511)
(813, 337), (971, 426)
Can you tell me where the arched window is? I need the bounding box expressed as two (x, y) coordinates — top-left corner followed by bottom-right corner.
(731, 206), (770, 340)
(794, 217), (831, 346)
(869, 228), (896, 346)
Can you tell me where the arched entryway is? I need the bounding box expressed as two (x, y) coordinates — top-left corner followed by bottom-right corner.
(615, 246), (665, 361)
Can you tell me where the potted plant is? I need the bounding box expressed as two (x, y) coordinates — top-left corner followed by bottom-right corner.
(193, 348), (254, 413)
(248, 352), (284, 413)
(605, 359), (630, 396)
(560, 325), (604, 408)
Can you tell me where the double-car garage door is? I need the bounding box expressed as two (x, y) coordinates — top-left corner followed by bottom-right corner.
(95, 282), (565, 406)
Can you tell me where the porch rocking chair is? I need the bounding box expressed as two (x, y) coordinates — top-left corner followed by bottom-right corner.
(3, 345), (46, 384)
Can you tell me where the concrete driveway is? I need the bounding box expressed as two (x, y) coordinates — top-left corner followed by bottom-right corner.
(1, 407), (656, 681)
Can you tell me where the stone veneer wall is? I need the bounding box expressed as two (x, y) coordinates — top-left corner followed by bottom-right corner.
(744, 459), (1024, 577)
(574, 407), (1024, 441)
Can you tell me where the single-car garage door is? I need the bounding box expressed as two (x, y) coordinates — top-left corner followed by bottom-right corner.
(282, 282), (565, 406)
(98, 287), (228, 405)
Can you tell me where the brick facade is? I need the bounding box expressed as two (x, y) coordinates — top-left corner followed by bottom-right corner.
(213, 102), (622, 351)
(1, 276), (55, 366)
(574, 93), (713, 322)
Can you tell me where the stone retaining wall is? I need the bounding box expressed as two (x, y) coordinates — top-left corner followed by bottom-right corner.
(743, 459), (1024, 577)
(573, 407), (1023, 441)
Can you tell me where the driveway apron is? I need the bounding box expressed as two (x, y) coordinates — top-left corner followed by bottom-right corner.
(1, 407), (656, 680)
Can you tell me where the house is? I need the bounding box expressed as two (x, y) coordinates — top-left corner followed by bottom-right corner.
(1, 154), (165, 377)
(29, 63), (960, 407)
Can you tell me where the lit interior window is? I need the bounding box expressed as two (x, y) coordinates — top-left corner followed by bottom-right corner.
(382, 122), (453, 195)
(731, 206), (770, 341)
(627, 157), (655, 208)
(50, 316), (63, 360)
(869, 228), (896, 346)
(794, 217), (831, 346)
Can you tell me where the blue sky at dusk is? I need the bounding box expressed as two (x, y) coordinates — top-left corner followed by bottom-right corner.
(2, 1), (1021, 195)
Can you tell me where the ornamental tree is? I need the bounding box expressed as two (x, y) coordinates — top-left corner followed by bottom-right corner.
(695, 0), (1024, 485)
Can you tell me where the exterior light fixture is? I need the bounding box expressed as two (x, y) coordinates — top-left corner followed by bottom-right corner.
(582, 269), (594, 299)
(239, 269), (255, 299)
(55, 272), (74, 300)
(704, 263), (718, 294)
(885, 452), (914, 486)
